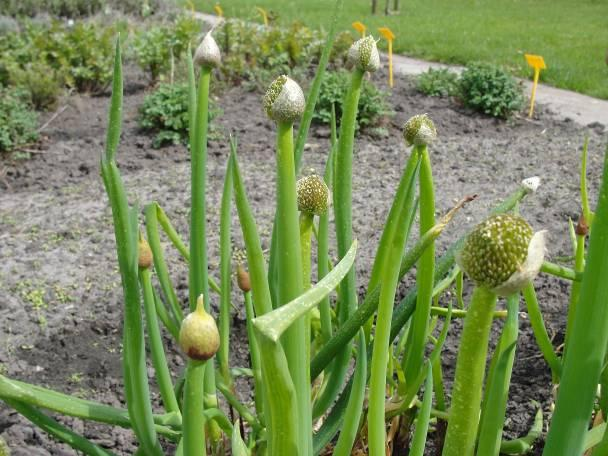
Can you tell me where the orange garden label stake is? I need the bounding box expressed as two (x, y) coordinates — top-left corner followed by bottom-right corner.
(352, 21), (366, 37)
(525, 54), (546, 118)
(256, 7), (269, 27)
(213, 3), (223, 17)
(378, 27), (395, 88)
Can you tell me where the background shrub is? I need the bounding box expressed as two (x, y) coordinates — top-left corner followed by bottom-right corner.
(139, 82), (221, 148)
(8, 61), (63, 110)
(416, 68), (459, 97)
(0, 0), (159, 18)
(313, 70), (392, 132)
(458, 62), (524, 118)
(0, 87), (38, 153)
(133, 15), (200, 82)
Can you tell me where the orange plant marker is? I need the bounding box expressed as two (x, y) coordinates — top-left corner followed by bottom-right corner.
(213, 3), (223, 17)
(352, 21), (366, 37)
(525, 54), (547, 118)
(379, 27), (396, 88)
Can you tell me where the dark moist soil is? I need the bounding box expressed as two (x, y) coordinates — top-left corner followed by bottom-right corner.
(0, 61), (606, 455)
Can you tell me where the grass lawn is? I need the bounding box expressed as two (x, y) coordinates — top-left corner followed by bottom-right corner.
(192, 0), (608, 100)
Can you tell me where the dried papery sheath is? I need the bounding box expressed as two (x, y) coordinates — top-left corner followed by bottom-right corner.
(236, 265), (251, 293)
(521, 176), (541, 193)
(296, 174), (331, 216)
(179, 295), (220, 361)
(457, 214), (547, 296)
(347, 35), (380, 73)
(138, 237), (153, 269)
(403, 114), (437, 147)
(263, 75), (305, 123)
(194, 31), (221, 68)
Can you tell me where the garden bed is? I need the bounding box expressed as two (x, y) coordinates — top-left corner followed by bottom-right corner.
(0, 61), (605, 454)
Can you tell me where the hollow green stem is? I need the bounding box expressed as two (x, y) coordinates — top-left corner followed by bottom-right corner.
(541, 260), (579, 282)
(244, 290), (264, 418)
(564, 231), (586, 359)
(182, 359), (207, 456)
(521, 282), (562, 381)
(442, 286), (498, 456)
(139, 267), (181, 415)
(216, 378), (263, 434)
(319, 68), (365, 414)
(477, 293), (520, 456)
(219, 155), (234, 387)
(409, 363), (433, 456)
(276, 120), (309, 453)
(300, 212), (314, 290)
(368, 152), (419, 455)
(145, 204), (183, 324)
(403, 145), (435, 391)
(153, 288), (180, 341)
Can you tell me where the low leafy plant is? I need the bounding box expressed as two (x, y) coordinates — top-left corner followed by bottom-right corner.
(0, 87), (38, 153)
(0, 0), (158, 18)
(416, 67), (459, 97)
(8, 61), (63, 110)
(133, 15), (200, 82)
(1, 3), (608, 456)
(458, 62), (524, 118)
(139, 82), (221, 148)
(313, 69), (391, 132)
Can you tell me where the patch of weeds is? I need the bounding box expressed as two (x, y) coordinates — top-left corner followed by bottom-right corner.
(0, 86), (38, 154)
(458, 62), (524, 118)
(139, 82), (222, 148)
(68, 372), (84, 384)
(416, 68), (459, 97)
(313, 70), (392, 133)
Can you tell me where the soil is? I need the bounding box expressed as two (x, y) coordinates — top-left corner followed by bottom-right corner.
(0, 61), (606, 455)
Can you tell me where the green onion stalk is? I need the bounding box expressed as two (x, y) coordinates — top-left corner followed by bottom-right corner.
(263, 74), (310, 453)
(368, 115), (430, 455)
(402, 114), (438, 397)
(315, 34), (380, 419)
(183, 30), (221, 455)
(100, 38), (163, 455)
(442, 214), (547, 456)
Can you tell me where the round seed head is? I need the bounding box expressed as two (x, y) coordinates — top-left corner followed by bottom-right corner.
(457, 214), (546, 296)
(194, 31), (221, 68)
(138, 237), (153, 269)
(179, 295), (220, 361)
(347, 35), (380, 73)
(236, 264), (251, 292)
(403, 114), (437, 146)
(296, 174), (331, 216)
(263, 75), (305, 123)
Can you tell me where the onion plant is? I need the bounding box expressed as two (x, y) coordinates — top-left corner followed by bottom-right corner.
(1, 5), (608, 456)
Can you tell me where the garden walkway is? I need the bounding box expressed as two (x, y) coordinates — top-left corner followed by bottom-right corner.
(196, 12), (608, 128)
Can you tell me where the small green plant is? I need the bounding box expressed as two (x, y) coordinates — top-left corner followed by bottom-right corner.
(8, 61), (63, 110)
(313, 69), (391, 132)
(416, 67), (459, 97)
(139, 82), (221, 148)
(458, 62), (524, 118)
(0, 87), (38, 153)
(133, 16), (200, 82)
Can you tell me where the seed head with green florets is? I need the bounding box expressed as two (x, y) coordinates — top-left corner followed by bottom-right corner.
(403, 114), (437, 147)
(263, 75), (305, 123)
(457, 214), (547, 296)
(347, 35), (380, 73)
(296, 174), (331, 216)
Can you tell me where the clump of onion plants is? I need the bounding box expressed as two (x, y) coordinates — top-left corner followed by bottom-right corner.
(1, 1), (608, 455)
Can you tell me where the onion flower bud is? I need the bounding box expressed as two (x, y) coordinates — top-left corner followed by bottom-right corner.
(263, 75), (305, 123)
(403, 114), (437, 147)
(457, 214), (547, 296)
(347, 35), (380, 73)
(138, 237), (153, 269)
(194, 31), (221, 68)
(179, 295), (220, 361)
(236, 264), (251, 293)
(296, 174), (331, 216)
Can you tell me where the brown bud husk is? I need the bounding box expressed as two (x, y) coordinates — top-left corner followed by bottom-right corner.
(179, 295), (220, 361)
(575, 214), (589, 237)
(236, 265), (251, 292)
(138, 238), (153, 269)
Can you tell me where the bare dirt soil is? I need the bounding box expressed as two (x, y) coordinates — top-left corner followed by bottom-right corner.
(0, 64), (606, 455)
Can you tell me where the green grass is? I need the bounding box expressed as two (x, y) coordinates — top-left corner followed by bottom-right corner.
(192, 0), (608, 100)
